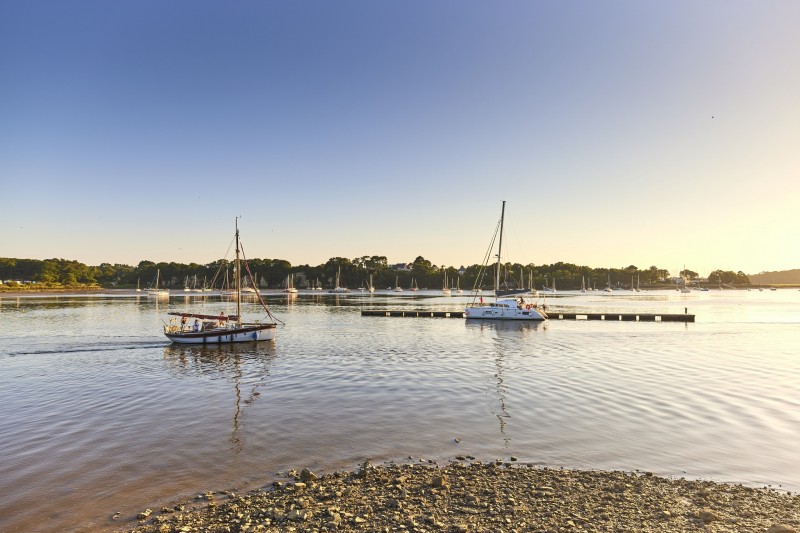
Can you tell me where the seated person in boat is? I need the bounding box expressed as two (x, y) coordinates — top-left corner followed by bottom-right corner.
(193, 319), (200, 332)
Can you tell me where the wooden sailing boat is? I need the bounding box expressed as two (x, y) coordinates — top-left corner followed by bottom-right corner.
(163, 219), (279, 343)
(464, 201), (547, 321)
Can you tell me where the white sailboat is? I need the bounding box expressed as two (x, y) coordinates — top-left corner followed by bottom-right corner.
(456, 277), (463, 294)
(581, 276), (586, 293)
(679, 266), (692, 293)
(465, 202), (547, 321)
(394, 275), (403, 292)
(147, 269), (169, 297)
(540, 275), (553, 293)
(163, 219), (279, 343)
(219, 268), (236, 296)
(329, 266), (349, 293)
(527, 270), (539, 297)
(603, 273), (613, 293)
(241, 271), (257, 293)
(442, 271), (451, 295)
(283, 273), (298, 293)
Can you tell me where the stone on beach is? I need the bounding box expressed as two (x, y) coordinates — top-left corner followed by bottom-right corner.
(768, 525), (798, 533)
(128, 460), (800, 533)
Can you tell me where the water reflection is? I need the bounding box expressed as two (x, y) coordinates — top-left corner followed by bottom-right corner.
(462, 320), (546, 447)
(163, 343), (276, 455)
(463, 319), (547, 335)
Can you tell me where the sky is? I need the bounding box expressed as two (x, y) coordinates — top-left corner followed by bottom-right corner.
(2, 1), (798, 275)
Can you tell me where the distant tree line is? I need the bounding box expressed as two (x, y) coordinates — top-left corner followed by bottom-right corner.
(0, 256), (753, 290)
(749, 269), (800, 285)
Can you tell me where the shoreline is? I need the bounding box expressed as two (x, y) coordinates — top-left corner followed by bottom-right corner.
(0, 288), (112, 296)
(2, 285), (799, 298)
(127, 459), (799, 532)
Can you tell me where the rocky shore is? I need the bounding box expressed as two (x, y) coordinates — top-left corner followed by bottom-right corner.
(128, 459), (798, 532)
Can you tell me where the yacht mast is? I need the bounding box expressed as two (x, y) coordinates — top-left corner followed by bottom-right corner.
(495, 200), (506, 292)
(235, 218), (241, 324)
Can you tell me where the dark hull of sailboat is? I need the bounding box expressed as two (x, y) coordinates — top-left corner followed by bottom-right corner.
(165, 323), (277, 344)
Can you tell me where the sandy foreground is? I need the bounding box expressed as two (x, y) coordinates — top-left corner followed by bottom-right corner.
(127, 459), (798, 533)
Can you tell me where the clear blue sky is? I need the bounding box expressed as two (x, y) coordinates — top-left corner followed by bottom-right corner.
(2, 1), (798, 275)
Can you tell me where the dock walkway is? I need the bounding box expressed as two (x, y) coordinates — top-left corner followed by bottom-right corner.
(361, 309), (695, 322)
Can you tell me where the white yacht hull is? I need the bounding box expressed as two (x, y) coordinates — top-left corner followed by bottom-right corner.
(464, 302), (547, 321)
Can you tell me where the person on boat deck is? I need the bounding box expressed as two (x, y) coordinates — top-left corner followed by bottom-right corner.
(193, 319), (200, 332)
(180, 315), (187, 331)
(219, 311), (226, 326)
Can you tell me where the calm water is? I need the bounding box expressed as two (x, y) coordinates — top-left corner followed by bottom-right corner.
(1, 289), (799, 531)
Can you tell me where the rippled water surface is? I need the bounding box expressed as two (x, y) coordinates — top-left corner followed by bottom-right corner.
(1, 289), (799, 531)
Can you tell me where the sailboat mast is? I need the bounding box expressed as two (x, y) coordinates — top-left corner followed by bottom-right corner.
(495, 201), (506, 292)
(235, 219), (241, 324)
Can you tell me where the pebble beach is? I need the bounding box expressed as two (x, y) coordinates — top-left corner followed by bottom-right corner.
(128, 459), (799, 533)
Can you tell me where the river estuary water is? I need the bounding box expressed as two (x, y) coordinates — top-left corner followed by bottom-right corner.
(1, 288), (799, 531)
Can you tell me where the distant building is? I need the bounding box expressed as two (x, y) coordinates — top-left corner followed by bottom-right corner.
(390, 263), (411, 271)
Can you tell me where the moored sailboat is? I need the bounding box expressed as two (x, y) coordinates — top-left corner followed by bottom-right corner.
(328, 266), (349, 293)
(283, 273), (298, 293)
(147, 269), (169, 297)
(603, 273), (613, 293)
(465, 201), (547, 321)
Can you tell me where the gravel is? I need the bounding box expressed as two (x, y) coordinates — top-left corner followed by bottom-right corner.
(128, 459), (799, 532)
